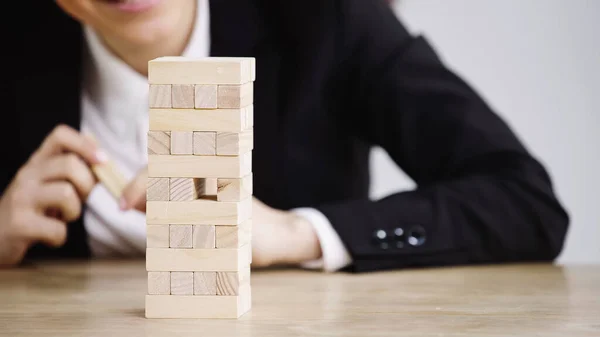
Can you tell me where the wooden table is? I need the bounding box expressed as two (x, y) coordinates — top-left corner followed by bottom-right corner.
(1, 260), (599, 336)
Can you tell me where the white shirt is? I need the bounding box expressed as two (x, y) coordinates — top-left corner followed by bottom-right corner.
(80, 0), (352, 271)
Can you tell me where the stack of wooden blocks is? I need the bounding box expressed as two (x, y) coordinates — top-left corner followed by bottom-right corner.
(144, 57), (254, 319)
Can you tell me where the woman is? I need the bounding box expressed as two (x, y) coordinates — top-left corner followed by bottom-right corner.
(1, 0), (568, 272)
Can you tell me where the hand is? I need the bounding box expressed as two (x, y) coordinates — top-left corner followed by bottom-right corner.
(0, 125), (106, 267)
(251, 198), (322, 268)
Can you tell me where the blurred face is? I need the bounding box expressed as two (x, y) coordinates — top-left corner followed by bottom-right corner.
(55, 0), (196, 47)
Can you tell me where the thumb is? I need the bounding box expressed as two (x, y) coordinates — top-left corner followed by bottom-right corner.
(120, 167), (148, 212)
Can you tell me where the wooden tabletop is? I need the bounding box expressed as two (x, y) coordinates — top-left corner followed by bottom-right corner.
(1, 260), (599, 336)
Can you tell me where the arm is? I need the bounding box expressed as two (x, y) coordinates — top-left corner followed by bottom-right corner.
(315, 0), (569, 272)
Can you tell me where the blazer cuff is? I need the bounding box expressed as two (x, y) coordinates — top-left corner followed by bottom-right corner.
(291, 207), (353, 272)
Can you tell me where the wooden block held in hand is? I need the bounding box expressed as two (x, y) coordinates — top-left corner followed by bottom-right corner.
(170, 272), (194, 295)
(147, 225), (169, 248)
(216, 272), (239, 295)
(217, 82), (253, 108)
(193, 132), (216, 156)
(194, 272), (217, 295)
(193, 225), (215, 248)
(149, 84), (171, 108)
(147, 177), (169, 201)
(195, 85), (218, 109)
(92, 160), (128, 200)
(170, 178), (206, 201)
(148, 271), (170, 295)
(216, 129), (253, 155)
(170, 225), (193, 248)
(148, 131), (170, 155)
(217, 173), (252, 202)
(172, 84), (195, 108)
(171, 131), (193, 155)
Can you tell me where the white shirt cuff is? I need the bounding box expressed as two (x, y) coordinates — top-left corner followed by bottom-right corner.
(291, 208), (353, 272)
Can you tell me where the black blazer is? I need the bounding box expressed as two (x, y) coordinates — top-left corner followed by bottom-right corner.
(6, 0), (569, 272)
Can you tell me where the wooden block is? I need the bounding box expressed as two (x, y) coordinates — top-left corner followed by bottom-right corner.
(147, 177), (169, 201)
(195, 85), (218, 109)
(215, 219), (251, 248)
(148, 57), (254, 85)
(246, 104), (254, 128)
(169, 225), (193, 248)
(216, 129), (253, 156)
(148, 131), (170, 155)
(217, 82), (253, 109)
(170, 131), (193, 155)
(216, 272), (239, 295)
(194, 272), (217, 295)
(145, 284), (251, 318)
(146, 197), (252, 225)
(170, 272), (194, 295)
(147, 225), (170, 248)
(172, 84), (195, 108)
(149, 108), (246, 132)
(147, 152), (252, 178)
(193, 132), (216, 155)
(169, 178), (205, 201)
(193, 225), (215, 248)
(205, 178), (218, 195)
(217, 173), (252, 202)
(91, 159), (128, 199)
(146, 245), (251, 272)
(148, 271), (170, 295)
(149, 84), (171, 108)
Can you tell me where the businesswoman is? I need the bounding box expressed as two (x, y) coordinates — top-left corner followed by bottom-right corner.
(0, 0), (568, 271)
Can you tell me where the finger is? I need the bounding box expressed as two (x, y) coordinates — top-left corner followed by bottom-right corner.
(39, 153), (97, 200)
(30, 124), (107, 166)
(35, 182), (82, 222)
(120, 167), (148, 211)
(21, 213), (67, 248)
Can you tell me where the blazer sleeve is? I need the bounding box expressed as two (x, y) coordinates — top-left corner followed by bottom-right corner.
(315, 0), (569, 272)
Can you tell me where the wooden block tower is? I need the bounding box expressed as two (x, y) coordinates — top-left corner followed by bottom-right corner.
(145, 57), (254, 319)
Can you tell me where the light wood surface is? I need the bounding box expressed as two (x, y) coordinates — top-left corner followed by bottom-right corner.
(1, 260), (599, 336)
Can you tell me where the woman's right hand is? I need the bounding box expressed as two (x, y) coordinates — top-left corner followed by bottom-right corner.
(0, 125), (107, 267)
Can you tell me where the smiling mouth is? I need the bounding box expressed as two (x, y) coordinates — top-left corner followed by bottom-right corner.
(99, 0), (162, 13)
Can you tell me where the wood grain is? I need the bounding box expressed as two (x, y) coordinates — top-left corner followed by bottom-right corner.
(193, 131), (216, 155)
(147, 177), (169, 201)
(170, 272), (194, 295)
(149, 107), (246, 132)
(169, 225), (193, 248)
(216, 272), (239, 295)
(149, 84), (171, 108)
(194, 272), (217, 295)
(169, 178), (205, 201)
(147, 152), (252, 178)
(195, 84), (218, 109)
(217, 82), (253, 108)
(192, 225), (215, 248)
(216, 129), (253, 155)
(3, 262), (598, 336)
(147, 131), (170, 155)
(147, 271), (170, 295)
(170, 131), (193, 155)
(146, 225), (169, 248)
(217, 173), (252, 202)
(146, 198), (252, 225)
(146, 245), (251, 272)
(172, 84), (195, 108)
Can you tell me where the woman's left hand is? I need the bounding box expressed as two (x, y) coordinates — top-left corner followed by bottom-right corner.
(119, 167), (322, 268)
